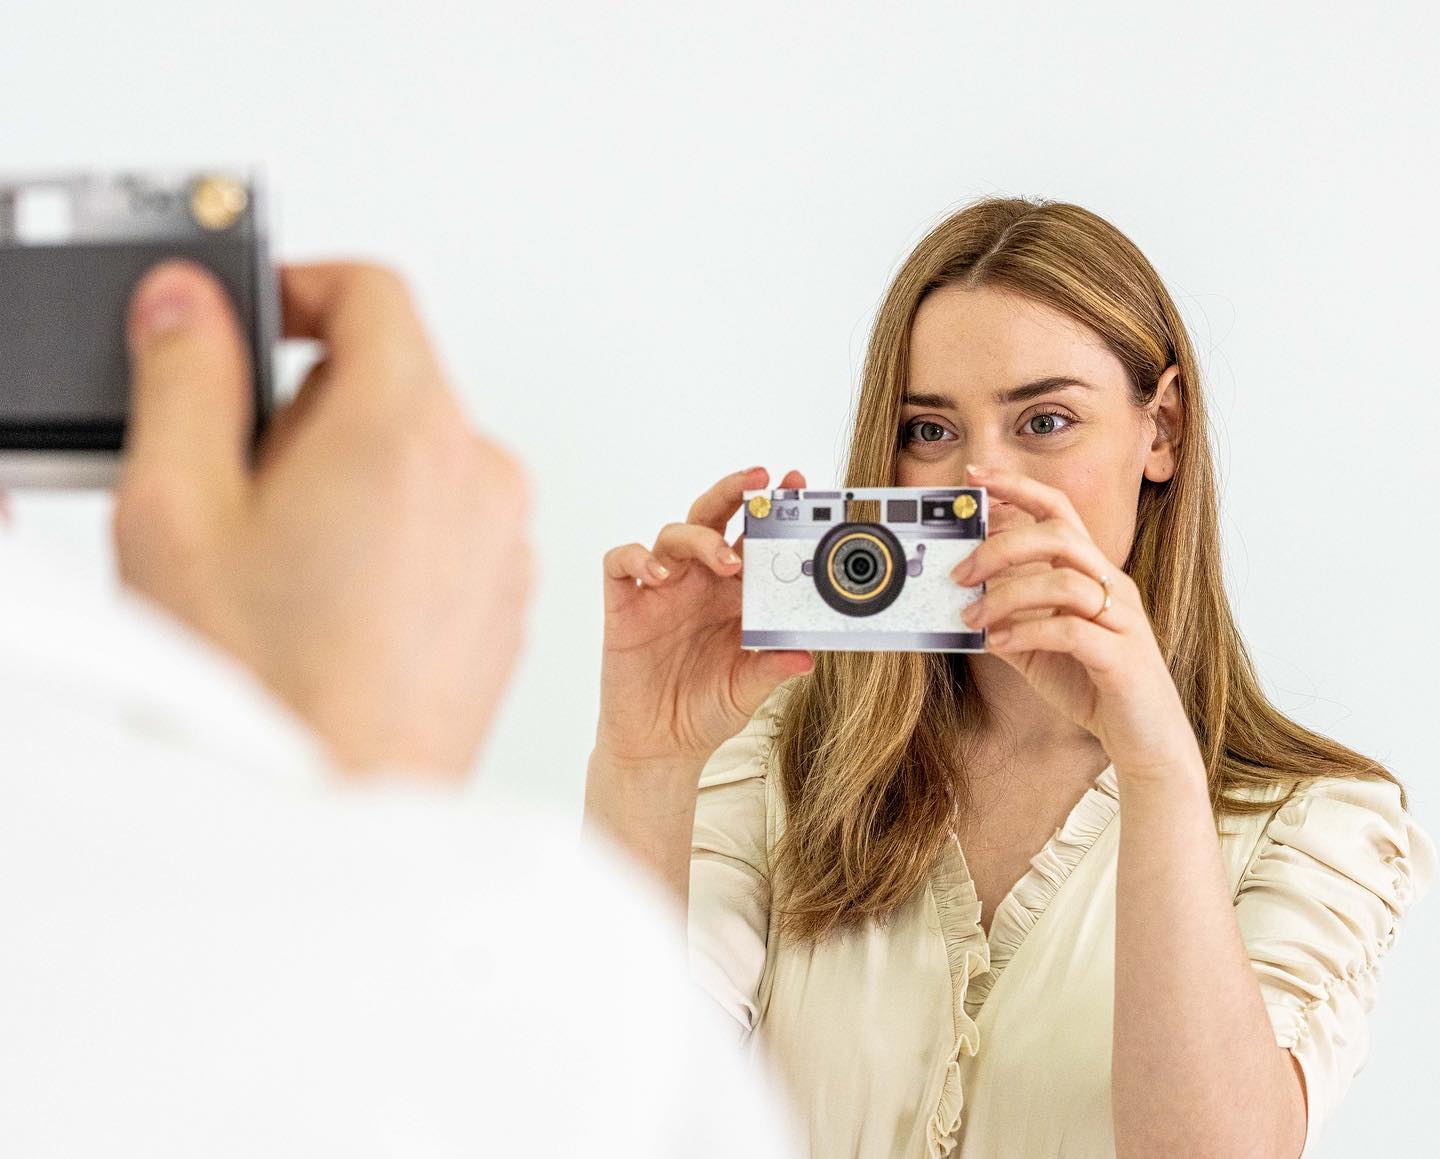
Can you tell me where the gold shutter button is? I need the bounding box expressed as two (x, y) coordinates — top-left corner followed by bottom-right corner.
(190, 176), (248, 230)
(747, 495), (772, 519)
(952, 494), (978, 519)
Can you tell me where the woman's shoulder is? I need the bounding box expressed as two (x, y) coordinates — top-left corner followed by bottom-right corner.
(1237, 772), (1437, 912)
(1229, 773), (1436, 1154)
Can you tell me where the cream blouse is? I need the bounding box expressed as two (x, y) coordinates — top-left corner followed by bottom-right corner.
(687, 686), (1437, 1158)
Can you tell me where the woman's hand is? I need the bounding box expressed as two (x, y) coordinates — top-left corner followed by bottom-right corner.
(595, 466), (815, 768)
(951, 463), (1195, 777)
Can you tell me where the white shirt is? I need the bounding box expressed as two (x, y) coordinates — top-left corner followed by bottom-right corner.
(0, 535), (803, 1158)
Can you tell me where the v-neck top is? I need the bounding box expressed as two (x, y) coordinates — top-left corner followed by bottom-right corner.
(687, 685), (1436, 1159)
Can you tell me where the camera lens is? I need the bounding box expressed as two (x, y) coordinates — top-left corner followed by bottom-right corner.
(812, 522), (907, 617)
(833, 537), (887, 597)
(843, 550), (877, 585)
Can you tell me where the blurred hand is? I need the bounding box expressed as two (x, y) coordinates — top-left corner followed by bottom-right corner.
(595, 467), (813, 768)
(115, 259), (532, 775)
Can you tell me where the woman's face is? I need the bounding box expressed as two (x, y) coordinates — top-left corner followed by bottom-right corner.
(898, 284), (1181, 570)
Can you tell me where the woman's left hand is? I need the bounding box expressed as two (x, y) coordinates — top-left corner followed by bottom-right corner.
(952, 463), (1197, 778)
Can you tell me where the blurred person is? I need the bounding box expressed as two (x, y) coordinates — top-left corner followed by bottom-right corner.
(0, 260), (802, 1157)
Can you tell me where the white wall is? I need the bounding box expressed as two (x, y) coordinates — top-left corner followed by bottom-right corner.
(3, 3), (1435, 1152)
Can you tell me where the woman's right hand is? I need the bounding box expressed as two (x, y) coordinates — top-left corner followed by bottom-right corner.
(595, 466), (815, 768)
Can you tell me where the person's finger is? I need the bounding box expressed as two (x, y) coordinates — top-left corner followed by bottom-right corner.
(277, 262), (439, 400)
(122, 259), (254, 506)
(728, 468), (806, 551)
(601, 543), (673, 614)
(604, 542), (672, 587)
(732, 649), (814, 717)
(0, 491), (12, 530)
(252, 357), (330, 475)
(652, 522), (742, 576)
(686, 466), (768, 532)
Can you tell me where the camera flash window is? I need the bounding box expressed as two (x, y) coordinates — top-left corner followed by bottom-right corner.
(14, 187), (73, 244)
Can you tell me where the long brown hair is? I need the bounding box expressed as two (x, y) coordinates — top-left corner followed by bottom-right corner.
(769, 195), (1407, 943)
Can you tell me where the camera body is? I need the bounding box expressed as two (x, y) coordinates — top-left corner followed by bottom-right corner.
(0, 169), (279, 487)
(741, 485), (988, 652)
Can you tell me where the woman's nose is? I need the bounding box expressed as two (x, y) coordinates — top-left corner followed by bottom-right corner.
(959, 447), (1016, 482)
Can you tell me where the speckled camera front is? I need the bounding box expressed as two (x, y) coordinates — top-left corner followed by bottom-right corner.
(741, 486), (988, 653)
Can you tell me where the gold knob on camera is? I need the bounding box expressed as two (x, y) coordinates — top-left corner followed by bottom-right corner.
(747, 495), (772, 519)
(952, 494), (978, 519)
(190, 176), (248, 231)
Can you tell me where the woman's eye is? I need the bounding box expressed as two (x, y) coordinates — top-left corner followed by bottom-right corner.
(1025, 409), (1074, 436)
(903, 419), (954, 446)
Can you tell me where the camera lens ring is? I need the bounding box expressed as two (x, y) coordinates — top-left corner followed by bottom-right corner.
(812, 522), (907, 617)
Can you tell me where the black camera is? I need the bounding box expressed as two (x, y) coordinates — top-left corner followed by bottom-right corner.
(0, 170), (279, 487)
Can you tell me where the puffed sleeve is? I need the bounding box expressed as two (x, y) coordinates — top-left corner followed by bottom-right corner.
(686, 688), (788, 1045)
(1233, 774), (1437, 1157)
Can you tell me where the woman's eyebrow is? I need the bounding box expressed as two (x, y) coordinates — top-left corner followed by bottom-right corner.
(903, 377), (1096, 409)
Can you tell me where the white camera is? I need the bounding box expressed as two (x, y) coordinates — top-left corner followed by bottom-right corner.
(741, 486), (989, 652)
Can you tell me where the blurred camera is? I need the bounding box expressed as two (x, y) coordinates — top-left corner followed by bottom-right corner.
(0, 169), (279, 487)
(741, 485), (989, 652)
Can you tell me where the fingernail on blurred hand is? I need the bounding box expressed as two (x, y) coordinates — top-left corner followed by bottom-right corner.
(127, 263), (200, 346)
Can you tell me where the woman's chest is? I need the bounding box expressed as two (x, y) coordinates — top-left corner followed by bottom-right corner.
(956, 781), (1100, 938)
(959, 833), (1050, 939)
(753, 821), (1125, 1159)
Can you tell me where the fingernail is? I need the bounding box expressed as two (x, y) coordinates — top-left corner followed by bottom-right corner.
(965, 463), (988, 478)
(648, 561), (670, 580)
(129, 265), (198, 344)
(722, 549), (741, 566)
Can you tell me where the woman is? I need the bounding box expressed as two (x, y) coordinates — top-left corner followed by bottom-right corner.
(583, 197), (1436, 1158)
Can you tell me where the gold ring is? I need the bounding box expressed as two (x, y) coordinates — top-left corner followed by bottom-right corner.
(1088, 574), (1113, 622)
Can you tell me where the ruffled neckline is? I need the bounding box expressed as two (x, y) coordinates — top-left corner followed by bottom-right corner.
(963, 760), (1120, 1014)
(922, 759), (1120, 1157)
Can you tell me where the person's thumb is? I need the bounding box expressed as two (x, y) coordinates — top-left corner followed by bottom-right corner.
(731, 649), (814, 720)
(122, 259), (254, 505)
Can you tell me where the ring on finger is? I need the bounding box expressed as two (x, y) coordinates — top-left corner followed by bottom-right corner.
(1087, 573), (1113, 622)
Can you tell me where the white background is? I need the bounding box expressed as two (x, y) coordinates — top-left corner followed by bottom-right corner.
(3, 3), (1435, 1153)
